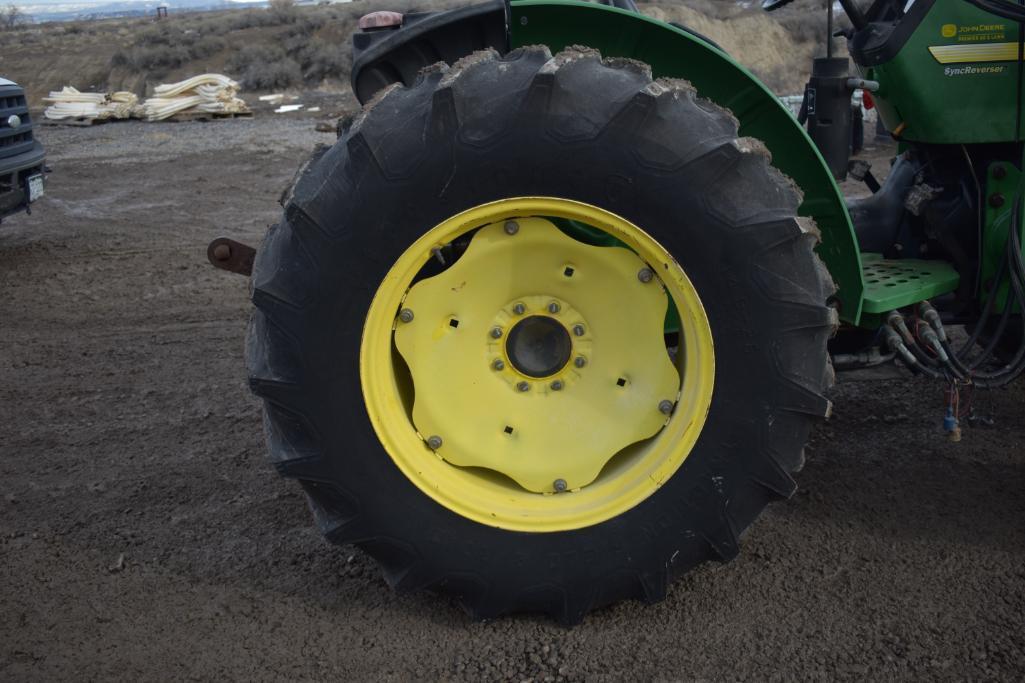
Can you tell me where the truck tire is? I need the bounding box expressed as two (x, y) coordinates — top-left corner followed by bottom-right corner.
(248, 46), (836, 623)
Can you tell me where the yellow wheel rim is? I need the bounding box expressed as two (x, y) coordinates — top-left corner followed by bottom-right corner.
(360, 198), (715, 532)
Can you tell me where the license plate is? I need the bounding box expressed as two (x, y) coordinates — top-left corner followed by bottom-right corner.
(27, 174), (44, 202)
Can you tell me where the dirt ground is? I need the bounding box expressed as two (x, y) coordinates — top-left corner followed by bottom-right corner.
(1, 117), (1023, 681)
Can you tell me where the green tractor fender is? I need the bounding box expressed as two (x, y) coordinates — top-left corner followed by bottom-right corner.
(351, 0), (865, 322)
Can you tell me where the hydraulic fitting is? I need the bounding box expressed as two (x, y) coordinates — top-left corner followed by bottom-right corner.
(918, 301), (947, 342)
(883, 325), (918, 367)
(918, 324), (949, 362)
(886, 310), (915, 345)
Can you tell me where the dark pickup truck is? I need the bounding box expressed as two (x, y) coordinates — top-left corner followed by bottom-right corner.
(0, 77), (45, 222)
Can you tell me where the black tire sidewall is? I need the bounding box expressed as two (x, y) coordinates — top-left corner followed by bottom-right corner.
(284, 107), (805, 590)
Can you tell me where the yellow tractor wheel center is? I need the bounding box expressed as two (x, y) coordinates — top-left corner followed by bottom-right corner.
(360, 198), (715, 531)
(394, 218), (679, 493)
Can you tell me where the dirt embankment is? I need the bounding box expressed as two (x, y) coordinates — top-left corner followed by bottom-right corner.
(643, 1), (824, 94)
(3, 0), (832, 109)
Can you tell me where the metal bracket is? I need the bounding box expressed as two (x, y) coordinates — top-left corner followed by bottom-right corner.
(207, 237), (255, 276)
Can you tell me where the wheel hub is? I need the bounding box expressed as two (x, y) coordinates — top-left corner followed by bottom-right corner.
(393, 217), (680, 493)
(505, 315), (571, 378)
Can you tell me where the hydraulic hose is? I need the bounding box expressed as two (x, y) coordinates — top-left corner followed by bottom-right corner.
(887, 311), (949, 371)
(892, 199), (1025, 387)
(884, 323), (946, 378)
(957, 239), (1009, 356)
(939, 198), (1025, 386)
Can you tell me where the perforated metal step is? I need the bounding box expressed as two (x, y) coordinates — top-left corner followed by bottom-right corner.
(860, 253), (961, 314)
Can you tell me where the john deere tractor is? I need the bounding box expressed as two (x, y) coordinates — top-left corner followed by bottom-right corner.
(212, 0), (1025, 622)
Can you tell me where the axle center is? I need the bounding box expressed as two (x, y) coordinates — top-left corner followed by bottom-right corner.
(505, 315), (573, 378)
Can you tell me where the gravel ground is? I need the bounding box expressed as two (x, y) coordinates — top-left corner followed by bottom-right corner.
(1, 118), (1023, 681)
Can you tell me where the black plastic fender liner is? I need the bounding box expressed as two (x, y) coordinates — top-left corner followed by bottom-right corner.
(351, 0), (508, 104)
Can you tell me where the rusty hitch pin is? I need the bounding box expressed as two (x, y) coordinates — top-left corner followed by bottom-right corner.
(207, 237), (256, 276)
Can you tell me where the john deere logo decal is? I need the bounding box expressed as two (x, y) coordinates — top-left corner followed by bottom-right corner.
(930, 19), (1013, 69)
(944, 22), (1006, 42)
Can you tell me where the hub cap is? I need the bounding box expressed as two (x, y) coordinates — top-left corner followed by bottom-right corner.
(360, 198), (715, 531)
(506, 315), (572, 378)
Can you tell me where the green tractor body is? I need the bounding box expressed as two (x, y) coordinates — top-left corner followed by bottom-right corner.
(861, 0), (1021, 145)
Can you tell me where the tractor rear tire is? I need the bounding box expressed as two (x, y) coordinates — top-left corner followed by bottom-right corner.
(248, 46), (836, 623)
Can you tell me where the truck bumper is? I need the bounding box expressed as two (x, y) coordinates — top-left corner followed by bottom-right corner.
(0, 141), (46, 219)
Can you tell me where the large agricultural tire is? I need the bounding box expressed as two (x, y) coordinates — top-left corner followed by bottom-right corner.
(248, 46), (836, 623)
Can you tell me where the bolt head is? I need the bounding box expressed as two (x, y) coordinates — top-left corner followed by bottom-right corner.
(504, 220), (519, 235)
(638, 268), (654, 283)
(574, 355), (587, 368)
(572, 324), (585, 337)
(492, 358), (505, 371)
(550, 379), (564, 391)
(989, 193), (1006, 208)
(426, 435), (443, 450)
(212, 244), (231, 261)
(398, 308), (414, 323)
(490, 326), (503, 339)
(658, 399), (674, 415)
(517, 381), (530, 392)
(512, 302), (526, 315)
(547, 301), (561, 314)
(993, 164), (1007, 179)
(519, 15), (528, 25)
(553, 478), (567, 492)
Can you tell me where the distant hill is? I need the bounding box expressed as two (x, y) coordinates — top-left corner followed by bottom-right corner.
(20, 0), (270, 22)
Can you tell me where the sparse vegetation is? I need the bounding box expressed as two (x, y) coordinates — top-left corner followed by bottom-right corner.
(4, 0), (830, 106)
(268, 0), (299, 24)
(226, 45), (302, 89)
(106, 4), (361, 87)
(111, 26), (227, 71)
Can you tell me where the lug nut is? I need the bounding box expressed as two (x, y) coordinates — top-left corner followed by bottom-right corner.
(572, 324), (585, 336)
(547, 301), (561, 314)
(490, 326), (503, 339)
(426, 435), (443, 450)
(492, 359), (505, 371)
(553, 478), (567, 492)
(504, 220), (519, 235)
(574, 355), (587, 368)
(658, 400), (674, 415)
(638, 267), (654, 283)
(398, 308), (414, 323)
(517, 381), (530, 392)
(550, 379), (564, 391)
(513, 302), (526, 315)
